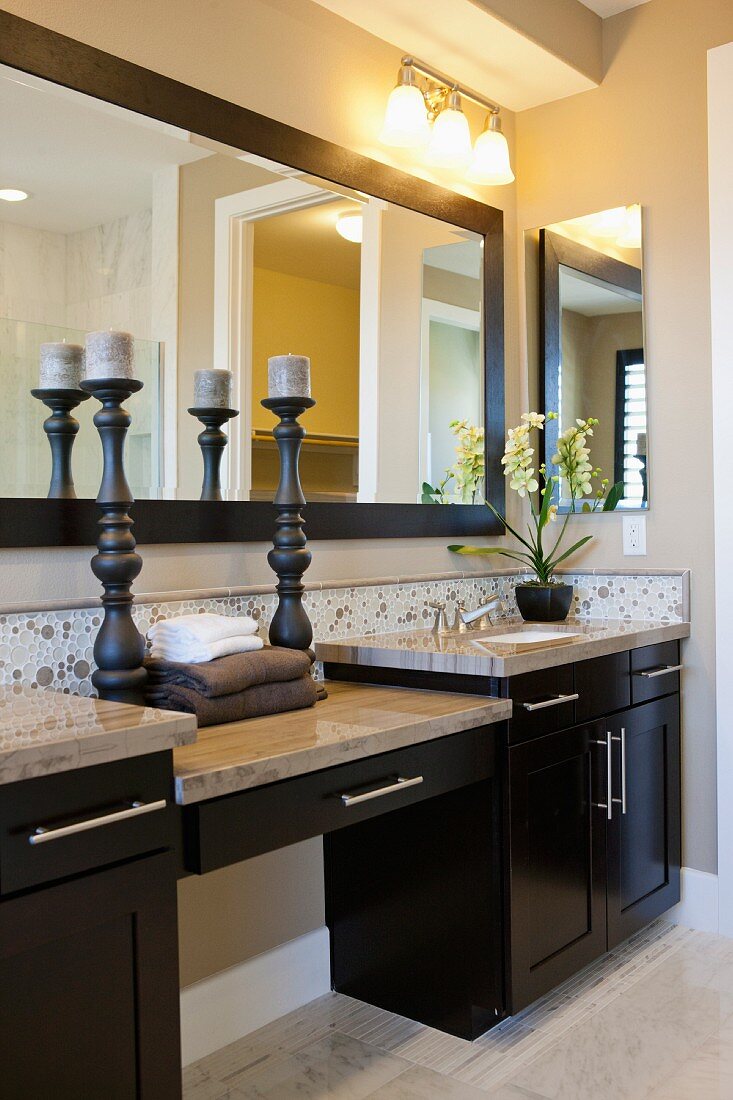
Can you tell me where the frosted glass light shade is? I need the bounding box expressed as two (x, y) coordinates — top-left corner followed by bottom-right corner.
(618, 204), (642, 249)
(467, 124), (514, 185)
(427, 101), (472, 169)
(336, 213), (363, 243)
(380, 83), (430, 148)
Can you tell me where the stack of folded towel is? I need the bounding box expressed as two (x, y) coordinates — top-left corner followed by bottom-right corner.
(144, 614), (325, 726)
(147, 613), (263, 663)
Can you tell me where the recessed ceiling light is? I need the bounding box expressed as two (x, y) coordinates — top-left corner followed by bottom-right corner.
(0, 189), (29, 202)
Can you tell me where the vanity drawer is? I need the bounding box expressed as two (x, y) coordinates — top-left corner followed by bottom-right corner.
(631, 641), (681, 704)
(0, 752), (174, 895)
(183, 726), (496, 873)
(575, 652), (631, 723)
(506, 664), (576, 744)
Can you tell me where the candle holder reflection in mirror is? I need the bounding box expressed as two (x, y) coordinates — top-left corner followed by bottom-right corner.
(80, 366), (147, 705)
(188, 406), (239, 501)
(261, 392), (316, 651)
(31, 388), (90, 499)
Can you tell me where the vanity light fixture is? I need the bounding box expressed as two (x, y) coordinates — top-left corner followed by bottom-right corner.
(467, 114), (515, 186)
(0, 188), (29, 202)
(380, 56), (514, 185)
(335, 213), (363, 243)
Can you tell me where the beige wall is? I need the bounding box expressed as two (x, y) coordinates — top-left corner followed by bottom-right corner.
(516, 0), (733, 874)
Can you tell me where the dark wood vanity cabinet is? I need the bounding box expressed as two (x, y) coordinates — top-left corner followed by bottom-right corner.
(505, 651), (681, 1012)
(505, 720), (608, 1010)
(606, 695), (681, 948)
(0, 753), (182, 1099)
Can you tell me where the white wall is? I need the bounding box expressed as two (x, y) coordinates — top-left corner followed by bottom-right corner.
(708, 41), (733, 934)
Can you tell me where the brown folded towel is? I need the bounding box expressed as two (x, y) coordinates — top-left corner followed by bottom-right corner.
(145, 646), (312, 698)
(147, 672), (319, 727)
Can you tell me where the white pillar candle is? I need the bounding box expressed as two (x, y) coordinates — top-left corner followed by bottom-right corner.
(193, 368), (232, 408)
(84, 330), (134, 380)
(268, 354), (311, 399)
(39, 341), (84, 389)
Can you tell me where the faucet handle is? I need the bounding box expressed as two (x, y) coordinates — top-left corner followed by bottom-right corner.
(427, 600), (449, 634)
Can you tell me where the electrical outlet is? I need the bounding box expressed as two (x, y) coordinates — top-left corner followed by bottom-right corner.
(623, 515), (647, 556)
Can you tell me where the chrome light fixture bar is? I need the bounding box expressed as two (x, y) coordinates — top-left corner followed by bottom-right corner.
(381, 55), (514, 186)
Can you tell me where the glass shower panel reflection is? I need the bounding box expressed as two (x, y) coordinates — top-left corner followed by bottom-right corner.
(0, 318), (161, 498)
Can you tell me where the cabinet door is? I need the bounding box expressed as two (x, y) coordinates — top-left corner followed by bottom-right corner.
(607, 696), (681, 949)
(0, 851), (181, 1099)
(506, 721), (608, 1012)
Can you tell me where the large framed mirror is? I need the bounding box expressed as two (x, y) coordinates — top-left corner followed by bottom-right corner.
(0, 11), (505, 545)
(528, 206), (647, 512)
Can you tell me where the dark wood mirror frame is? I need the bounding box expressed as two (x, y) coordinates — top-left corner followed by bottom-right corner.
(540, 228), (643, 494)
(0, 9), (505, 547)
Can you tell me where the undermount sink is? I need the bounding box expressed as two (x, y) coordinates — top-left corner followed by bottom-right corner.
(469, 628), (583, 649)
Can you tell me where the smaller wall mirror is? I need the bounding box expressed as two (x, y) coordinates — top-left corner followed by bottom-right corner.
(526, 206), (647, 512)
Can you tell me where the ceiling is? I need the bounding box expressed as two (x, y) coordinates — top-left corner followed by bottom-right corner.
(560, 267), (642, 316)
(253, 198), (363, 290)
(311, 0), (598, 112)
(0, 65), (209, 235)
(578, 0), (650, 16)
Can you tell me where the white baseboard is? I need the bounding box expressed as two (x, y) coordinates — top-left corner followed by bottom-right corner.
(667, 867), (719, 933)
(180, 925), (331, 1066)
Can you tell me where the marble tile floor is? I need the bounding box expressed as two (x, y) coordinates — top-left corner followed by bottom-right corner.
(184, 920), (733, 1099)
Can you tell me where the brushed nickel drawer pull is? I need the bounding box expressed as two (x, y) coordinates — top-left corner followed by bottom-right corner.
(636, 664), (683, 679)
(612, 728), (627, 814)
(341, 776), (423, 807)
(29, 799), (167, 845)
(522, 693), (579, 712)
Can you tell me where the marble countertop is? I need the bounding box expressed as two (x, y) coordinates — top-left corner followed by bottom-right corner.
(173, 680), (511, 804)
(0, 685), (197, 786)
(316, 618), (691, 679)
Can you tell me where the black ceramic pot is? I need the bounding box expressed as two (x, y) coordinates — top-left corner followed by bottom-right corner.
(515, 583), (574, 623)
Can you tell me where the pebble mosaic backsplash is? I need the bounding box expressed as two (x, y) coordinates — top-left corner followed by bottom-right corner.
(0, 570), (688, 697)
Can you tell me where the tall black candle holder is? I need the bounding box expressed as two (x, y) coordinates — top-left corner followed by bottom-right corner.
(31, 388), (90, 499)
(187, 406), (239, 501)
(261, 396), (316, 650)
(80, 377), (147, 706)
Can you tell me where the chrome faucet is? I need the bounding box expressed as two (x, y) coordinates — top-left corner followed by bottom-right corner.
(453, 594), (505, 632)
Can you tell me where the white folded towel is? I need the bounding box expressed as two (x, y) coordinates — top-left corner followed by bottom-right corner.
(149, 633), (264, 665)
(148, 613), (259, 646)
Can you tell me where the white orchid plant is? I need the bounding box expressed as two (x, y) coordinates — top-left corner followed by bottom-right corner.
(421, 419), (485, 504)
(449, 412), (623, 584)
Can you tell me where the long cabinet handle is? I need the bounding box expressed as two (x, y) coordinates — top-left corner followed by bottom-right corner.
(636, 664), (683, 679)
(591, 737), (613, 819)
(341, 775), (423, 807)
(28, 799), (167, 845)
(521, 693), (579, 712)
(612, 728), (627, 814)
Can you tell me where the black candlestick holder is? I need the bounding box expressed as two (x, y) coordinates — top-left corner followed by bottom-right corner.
(261, 396), (316, 650)
(31, 388), (90, 499)
(80, 377), (147, 706)
(188, 406), (239, 501)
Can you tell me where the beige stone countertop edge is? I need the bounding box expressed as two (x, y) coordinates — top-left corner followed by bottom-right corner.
(174, 697), (511, 804)
(317, 621), (691, 679)
(0, 712), (197, 787)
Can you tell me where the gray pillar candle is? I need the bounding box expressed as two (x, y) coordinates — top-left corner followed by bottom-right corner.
(268, 354), (311, 399)
(85, 330), (134, 380)
(39, 341), (84, 389)
(193, 368), (233, 409)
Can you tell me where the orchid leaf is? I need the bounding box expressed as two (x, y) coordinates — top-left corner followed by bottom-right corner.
(602, 481), (625, 512)
(547, 535), (593, 570)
